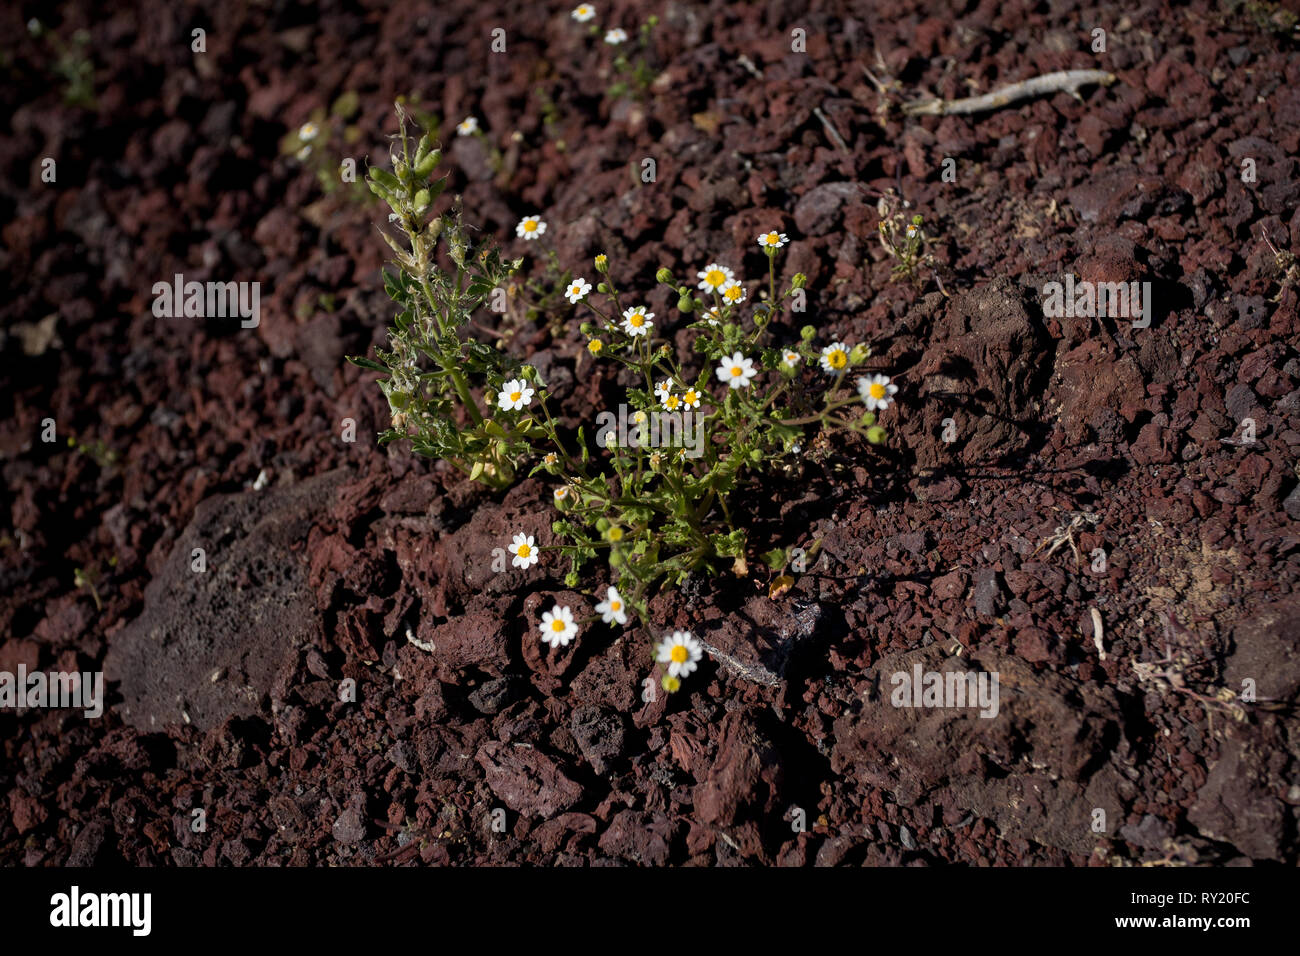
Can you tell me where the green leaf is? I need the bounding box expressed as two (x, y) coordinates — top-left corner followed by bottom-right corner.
(347, 355), (387, 371)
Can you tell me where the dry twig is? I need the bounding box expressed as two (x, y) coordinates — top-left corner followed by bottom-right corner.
(904, 69), (1116, 116)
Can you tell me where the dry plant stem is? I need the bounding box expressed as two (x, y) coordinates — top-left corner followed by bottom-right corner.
(904, 70), (1117, 116)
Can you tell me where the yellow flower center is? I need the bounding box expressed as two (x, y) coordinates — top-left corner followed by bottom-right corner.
(607, 527), (623, 542)
(685, 390), (697, 404)
(870, 383), (886, 399)
(571, 285), (581, 295)
(510, 391), (521, 402)
(588, 340), (602, 354)
(730, 365), (742, 377)
(767, 233), (779, 244)
(517, 544), (531, 558)
(828, 351), (846, 369)
(706, 270), (724, 286)
(724, 287), (741, 301)
(666, 396), (679, 409)
(670, 645), (688, 663)
(551, 619), (565, 632)
(630, 314), (644, 327)
(524, 221), (537, 232)
(610, 601), (621, 611)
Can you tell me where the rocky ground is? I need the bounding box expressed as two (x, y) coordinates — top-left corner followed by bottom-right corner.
(2, 0), (1299, 866)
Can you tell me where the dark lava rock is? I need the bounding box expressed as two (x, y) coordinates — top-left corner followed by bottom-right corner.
(476, 740), (582, 818)
(1120, 814), (1174, 851)
(693, 710), (784, 827)
(1187, 736), (1285, 861)
(1284, 485), (1300, 521)
(332, 796), (366, 845)
(569, 705), (626, 775)
(793, 182), (866, 236)
(904, 278), (1049, 469)
(832, 644), (1126, 856)
(468, 676), (522, 716)
(104, 469), (349, 732)
(597, 809), (672, 866)
(973, 567), (1007, 617)
(695, 596), (824, 687)
(1224, 595), (1300, 703)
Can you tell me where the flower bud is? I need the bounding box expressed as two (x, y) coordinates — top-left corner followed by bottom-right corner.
(595, 254), (609, 273)
(677, 295), (694, 313)
(655, 267), (673, 284)
(800, 325), (816, 342)
(866, 425), (887, 444)
(791, 273), (807, 289)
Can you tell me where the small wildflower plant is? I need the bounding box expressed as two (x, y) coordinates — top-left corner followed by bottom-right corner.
(569, 5), (660, 99)
(281, 92), (372, 201)
(876, 192), (933, 285)
(352, 109), (899, 694)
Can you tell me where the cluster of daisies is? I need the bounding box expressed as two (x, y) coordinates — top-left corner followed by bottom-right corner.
(699, 235), (901, 409)
(653, 379), (703, 413)
(571, 5), (629, 45)
(696, 261), (748, 306)
(508, 529), (705, 688)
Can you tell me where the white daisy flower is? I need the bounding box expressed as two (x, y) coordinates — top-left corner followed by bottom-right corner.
(539, 604), (578, 647)
(498, 378), (534, 411)
(681, 387), (701, 409)
(544, 452), (559, 467)
(298, 121), (320, 142)
(720, 279), (746, 305)
(716, 351), (758, 389)
(656, 630), (703, 678)
(654, 379), (672, 402)
(696, 263), (735, 294)
(782, 349), (801, 367)
(571, 3), (596, 22)
(457, 116), (479, 136)
(516, 215), (547, 240)
(621, 306), (654, 337)
(296, 145), (312, 161)
(757, 231), (789, 249)
(702, 306), (723, 327)
(605, 28), (628, 44)
(662, 393), (682, 412)
(565, 277), (592, 304)
(905, 224), (918, 239)
(553, 485), (571, 504)
(595, 586), (628, 625)
(819, 341), (850, 374)
(858, 374), (898, 411)
(509, 532), (539, 570)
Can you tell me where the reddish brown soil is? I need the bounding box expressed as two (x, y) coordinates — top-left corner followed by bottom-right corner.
(2, 0), (1299, 866)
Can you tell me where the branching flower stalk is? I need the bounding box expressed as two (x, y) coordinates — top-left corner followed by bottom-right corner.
(348, 106), (530, 489)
